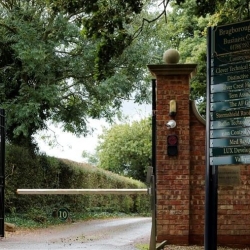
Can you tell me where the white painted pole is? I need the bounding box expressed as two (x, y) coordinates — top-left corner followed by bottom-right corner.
(16, 189), (148, 195)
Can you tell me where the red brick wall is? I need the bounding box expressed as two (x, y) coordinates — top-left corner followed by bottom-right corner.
(148, 64), (250, 248)
(217, 167), (250, 248)
(189, 109), (250, 248)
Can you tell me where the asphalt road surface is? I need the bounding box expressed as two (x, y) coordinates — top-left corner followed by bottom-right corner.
(1, 217), (152, 250)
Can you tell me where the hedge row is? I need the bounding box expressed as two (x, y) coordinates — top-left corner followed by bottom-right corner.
(5, 144), (150, 218)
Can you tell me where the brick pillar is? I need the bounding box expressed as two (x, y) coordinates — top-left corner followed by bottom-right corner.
(148, 64), (197, 245)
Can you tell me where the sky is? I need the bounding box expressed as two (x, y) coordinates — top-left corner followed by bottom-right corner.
(35, 101), (151, 163)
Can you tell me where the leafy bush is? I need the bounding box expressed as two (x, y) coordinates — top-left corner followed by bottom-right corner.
(5, 144), (150, 226)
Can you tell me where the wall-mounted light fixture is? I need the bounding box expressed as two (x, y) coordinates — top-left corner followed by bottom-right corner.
(169, 100), (176, 117)
(166, 100), (177, 129)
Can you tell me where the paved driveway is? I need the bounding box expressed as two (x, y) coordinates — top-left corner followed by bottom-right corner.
(1, 217), (151, 250)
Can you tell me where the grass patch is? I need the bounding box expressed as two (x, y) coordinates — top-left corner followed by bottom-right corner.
(136, 243), (149, 250)
(5, 211), (145, 229)
(5, 213), (66, 229)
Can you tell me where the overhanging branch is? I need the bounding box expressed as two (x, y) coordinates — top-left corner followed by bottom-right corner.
(133, 0), (170, 39)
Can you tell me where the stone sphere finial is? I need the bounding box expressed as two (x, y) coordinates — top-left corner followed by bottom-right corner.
(163, 49), (180, 64)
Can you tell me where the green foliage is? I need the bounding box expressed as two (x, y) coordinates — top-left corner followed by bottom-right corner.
(0, 0), (151, 150)
(82, 0), (143, 80)
(97, 117), (152, 182)
(168, 0), (250, 116)
(5, 144), (149, 227)
(1, 0), (250, 151)
(160, 0), (209, 114)
(82, 150), (99, 166)
(175, 0), (250, 18)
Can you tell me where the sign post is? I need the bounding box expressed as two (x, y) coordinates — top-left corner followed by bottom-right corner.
(205, 26), (217, 250)
(0, 109), (5, 237)
(206, 19), (250, 250)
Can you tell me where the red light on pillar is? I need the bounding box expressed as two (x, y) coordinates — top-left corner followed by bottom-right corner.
(167, 134), (178, 156)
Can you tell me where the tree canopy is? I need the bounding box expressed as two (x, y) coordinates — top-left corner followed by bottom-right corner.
(1, 0), (250, 152)
(96, 117), (151, 182)
(176, 0), (250, 20)
(89, 0), (250, 179)
(0, 0), (153, 149)
(162, 0), (250, 115)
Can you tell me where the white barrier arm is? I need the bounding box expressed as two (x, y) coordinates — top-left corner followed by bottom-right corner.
(16, 189), (148, 195)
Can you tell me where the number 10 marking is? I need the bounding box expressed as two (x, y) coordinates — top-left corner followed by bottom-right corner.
(57, 208), (69, 221)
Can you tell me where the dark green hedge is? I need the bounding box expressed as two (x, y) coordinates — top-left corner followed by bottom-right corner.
(5, 144), (150, 217)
